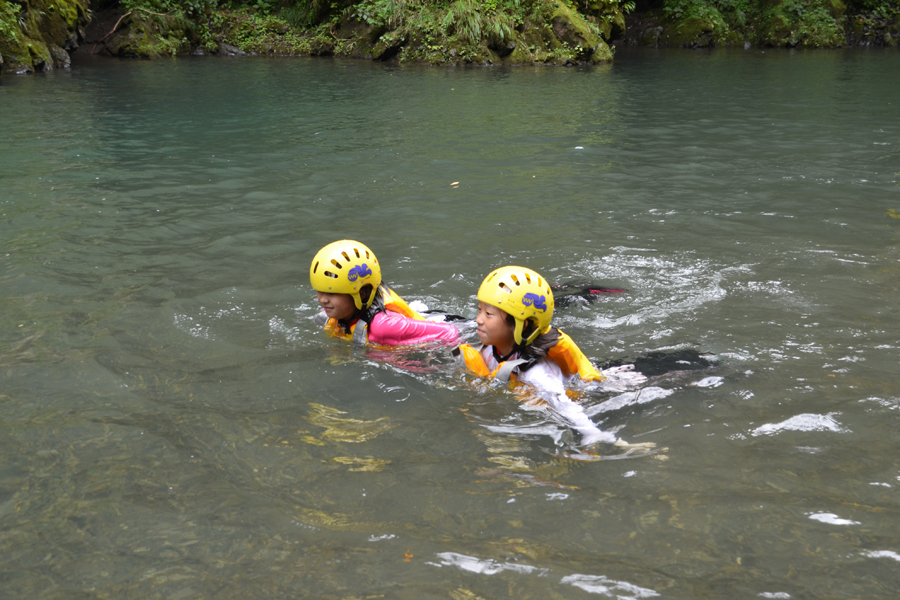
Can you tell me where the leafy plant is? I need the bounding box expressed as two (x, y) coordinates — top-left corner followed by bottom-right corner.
(0, 0), (21, 44)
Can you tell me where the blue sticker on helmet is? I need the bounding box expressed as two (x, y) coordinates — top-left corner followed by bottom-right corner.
(522, 293), (547, 311)
(348, 264), (373, 282)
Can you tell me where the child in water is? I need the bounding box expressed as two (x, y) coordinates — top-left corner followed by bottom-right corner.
(310, 240), (459, 346)
(455, 266), (653, 450)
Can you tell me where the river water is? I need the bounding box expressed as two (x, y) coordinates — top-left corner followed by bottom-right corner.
(1, 48), (899, 598)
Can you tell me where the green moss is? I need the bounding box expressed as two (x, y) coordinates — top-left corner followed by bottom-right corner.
(757, 0), (845, 46)
(661, 0), (737, 46)
(105, 12), (190, 57)
(545, 2), (612, 62)
(1, 0), (88, 74)
(1, 1), (21, 45)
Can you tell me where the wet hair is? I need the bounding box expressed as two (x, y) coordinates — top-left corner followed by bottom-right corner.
(335, 283), (376, 333)
(359, 284), (373, 307)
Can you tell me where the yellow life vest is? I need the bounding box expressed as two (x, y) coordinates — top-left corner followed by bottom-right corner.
(454, 330), (605, 383)
(378, 285), (426, 321)
(318, 285), (426, 344)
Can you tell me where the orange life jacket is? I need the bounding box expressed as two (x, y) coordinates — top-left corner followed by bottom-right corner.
(454, 329), (605, 383)
(318, 285), (426, 344)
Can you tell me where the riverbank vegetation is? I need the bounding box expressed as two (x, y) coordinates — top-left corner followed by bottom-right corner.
(1, 0), (898, 73)
(628, 0), (899, 48)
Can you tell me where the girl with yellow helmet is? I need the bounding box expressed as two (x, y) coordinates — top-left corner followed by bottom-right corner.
(455, 265), (654, 450)
(310, 240), (459, 346)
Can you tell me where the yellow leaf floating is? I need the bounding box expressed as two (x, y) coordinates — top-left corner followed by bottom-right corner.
(333, 456), (391, 472)
(888, 209), (900, 219)
(305, 403), (397, 443)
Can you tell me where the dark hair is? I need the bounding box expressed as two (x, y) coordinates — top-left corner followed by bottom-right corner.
(336, 283), (376, 333)
(359, 284), (373, 306)
(509, 314), (560, 367)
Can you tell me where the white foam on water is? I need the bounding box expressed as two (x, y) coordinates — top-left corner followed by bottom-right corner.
(861, 550), (900, 562)
(750, 413), (848, 437)
(807, 512), (860, 526)
(561, 574), (660, 597)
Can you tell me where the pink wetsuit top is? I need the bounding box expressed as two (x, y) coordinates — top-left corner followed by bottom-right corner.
(366, 311), (459, 346)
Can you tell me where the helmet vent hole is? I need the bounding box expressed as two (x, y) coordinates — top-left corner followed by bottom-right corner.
(341, 251), (351, 262)
(525, 274), (532, 284)
(324, 270), (338, 279)
(312, 261), (319, 274)
(330, 258), (342, 269)
(498, 282), (512, 293)
(510, 275), (520, 286)
(354, 248), (361, 258)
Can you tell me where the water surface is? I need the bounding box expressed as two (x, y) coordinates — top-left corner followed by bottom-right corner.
(2, 48), (900, 598)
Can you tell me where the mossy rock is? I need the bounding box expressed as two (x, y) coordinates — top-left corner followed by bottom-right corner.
(0, 30), (29, 74)
(756, 0), (846, 47)
(757, 11), (793, 45)
(549, 2), (610, 62)
(105, 13), (190, 58)
(661, 16), (717, 47)
(826, 0), (846, 19)
(0, 0), (87, 74)
(591, 39), (614, 61)
(0, 37), (69, 74)
(306, 34), (336, 55)
(371, 33), (405, 60)
(507, 32), (537, 63)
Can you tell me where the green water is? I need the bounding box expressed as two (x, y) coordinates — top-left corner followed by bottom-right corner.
(1, 48), (899, 599)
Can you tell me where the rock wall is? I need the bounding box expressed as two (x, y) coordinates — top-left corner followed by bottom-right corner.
(0, 0), (90, 74)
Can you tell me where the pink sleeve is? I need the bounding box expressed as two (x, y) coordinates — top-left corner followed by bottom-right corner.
(367, 311), (460, 346)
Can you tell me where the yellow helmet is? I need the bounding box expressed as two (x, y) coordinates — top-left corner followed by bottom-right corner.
(310, 240), (382, 310)
(477, 266), (554, 346)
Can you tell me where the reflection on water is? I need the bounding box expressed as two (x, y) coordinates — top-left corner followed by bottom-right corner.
(2, 48), (900, 598)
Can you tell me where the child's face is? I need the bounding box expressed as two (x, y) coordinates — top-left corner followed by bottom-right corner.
(317, 292), (358, 321)
(476, 301), (515, 353)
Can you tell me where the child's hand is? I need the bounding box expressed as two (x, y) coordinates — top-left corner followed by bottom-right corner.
(612, 438), (657, 454)
(597, 365), (647, 390)
(579, 429), (618, 446)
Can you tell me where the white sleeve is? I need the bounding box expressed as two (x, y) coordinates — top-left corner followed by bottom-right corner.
(516, 358), (568, 396)
(519, 358), (617, 445)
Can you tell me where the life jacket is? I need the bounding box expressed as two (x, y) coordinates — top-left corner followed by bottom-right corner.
(315, 284), (426, 344)
(453, 329), (605, 383)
